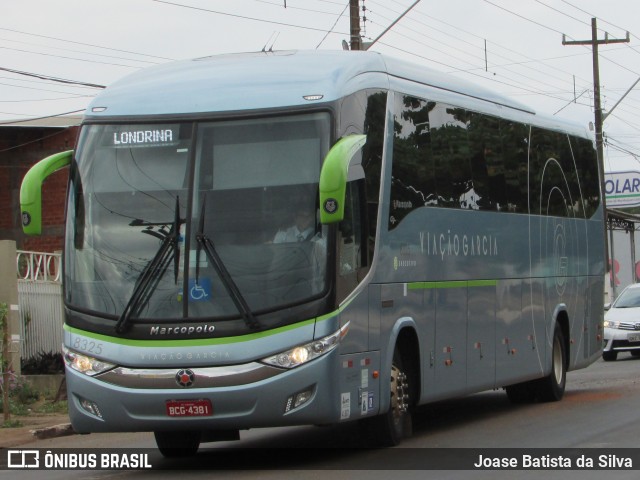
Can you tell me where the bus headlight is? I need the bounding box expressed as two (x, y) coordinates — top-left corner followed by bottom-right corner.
(261, 322), (349, 369)
(63, 346), (116, 376)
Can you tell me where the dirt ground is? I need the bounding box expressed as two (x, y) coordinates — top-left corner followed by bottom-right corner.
(0, 412), (71, 448)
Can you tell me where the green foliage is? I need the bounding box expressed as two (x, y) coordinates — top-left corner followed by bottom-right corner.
(0, 374), (40, 413)
(2, 419), (23, 428)
(0, 302), (6, 328)
(33, 400), (67, 414)
(0, 370), (68, 419)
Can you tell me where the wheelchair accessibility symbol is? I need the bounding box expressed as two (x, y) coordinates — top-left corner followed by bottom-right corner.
(188, 278), (211, 302)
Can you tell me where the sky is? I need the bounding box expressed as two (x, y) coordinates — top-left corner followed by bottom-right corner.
(2, 0), (640, 172)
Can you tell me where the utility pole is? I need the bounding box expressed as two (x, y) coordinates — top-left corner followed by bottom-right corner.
(563, 18), (629, 297)
(563, 18), (629, 178)
(349, 0), (362, 51)
(364, 0), (421, 51)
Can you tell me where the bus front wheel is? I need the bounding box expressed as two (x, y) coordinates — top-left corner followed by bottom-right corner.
(154, 431), (201, 457)
(365, 347), (413, 446)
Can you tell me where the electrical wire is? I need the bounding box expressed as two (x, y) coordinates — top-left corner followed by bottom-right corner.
(0, 27), (173, 61)
(0, 67), (105, 89)
(374, 0), (594, 94)
(151, 0), (349, 35)
(0, 127), (77, 153)
(0, 109), (85, 125)
(316, 1), (350, 49)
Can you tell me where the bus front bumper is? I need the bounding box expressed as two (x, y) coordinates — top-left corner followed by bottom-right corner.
(66, 350), (343, 434)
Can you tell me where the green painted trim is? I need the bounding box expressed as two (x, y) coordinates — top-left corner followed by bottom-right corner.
(606, 194), (640, 199)
(20, 150), (73, 235)
(408, 279), (497, 290)
(64, 319), (316, 348)
(468, 279), (498, 287)
(319, 134), (366, 224)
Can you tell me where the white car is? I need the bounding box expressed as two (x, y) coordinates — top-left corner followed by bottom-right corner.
(603, 283), (640, 361)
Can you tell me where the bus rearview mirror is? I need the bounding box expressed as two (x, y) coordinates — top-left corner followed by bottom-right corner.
(319, 135), (366, 224)
(20, 150), (73, 235)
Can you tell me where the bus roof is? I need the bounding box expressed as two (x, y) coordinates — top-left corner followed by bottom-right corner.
(85, 50), (590, 137)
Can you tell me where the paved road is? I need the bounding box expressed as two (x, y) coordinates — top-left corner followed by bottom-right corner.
(7, 355), (640, 479)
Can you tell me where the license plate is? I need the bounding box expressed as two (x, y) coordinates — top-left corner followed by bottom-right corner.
(627, 334), (640, 343)
(166, 399), (213, 417)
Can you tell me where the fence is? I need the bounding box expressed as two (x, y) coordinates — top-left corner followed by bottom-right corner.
(16, 250), (64, 360)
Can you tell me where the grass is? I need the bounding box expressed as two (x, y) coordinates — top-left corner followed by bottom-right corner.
(0, 375), (68, 428)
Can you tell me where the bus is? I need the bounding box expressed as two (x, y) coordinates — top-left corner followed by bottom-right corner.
(20, 50), (605, 455)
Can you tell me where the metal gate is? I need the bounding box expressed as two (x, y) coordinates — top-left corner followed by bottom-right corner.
(16, 250), (64, 360)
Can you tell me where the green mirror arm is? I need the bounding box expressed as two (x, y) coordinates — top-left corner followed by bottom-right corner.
(319, 135), (366, 224)
(20, 150), (73, 235)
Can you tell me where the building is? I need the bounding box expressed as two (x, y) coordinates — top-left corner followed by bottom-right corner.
(0, 115), (81, 252)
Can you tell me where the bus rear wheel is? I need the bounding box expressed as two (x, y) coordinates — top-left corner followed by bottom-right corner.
(535, 324), (567, 402)
(154, 431), (201, 457)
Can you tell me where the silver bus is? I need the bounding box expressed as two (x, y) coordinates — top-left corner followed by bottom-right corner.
(20, 50), (605, 456)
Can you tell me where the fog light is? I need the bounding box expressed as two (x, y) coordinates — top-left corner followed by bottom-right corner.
(284, 386), (314, 413)
(79, 397), (103, 418)
(294, 389), (312, 408)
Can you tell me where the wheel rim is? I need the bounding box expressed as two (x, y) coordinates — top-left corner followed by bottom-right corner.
(390, 363), (409, 427)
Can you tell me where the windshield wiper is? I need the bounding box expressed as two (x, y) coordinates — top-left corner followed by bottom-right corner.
(115, 196), (182, 334)
(195, 198), (260, 330)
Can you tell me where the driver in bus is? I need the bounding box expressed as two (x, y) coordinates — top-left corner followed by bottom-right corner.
(273, 207), (318, 243)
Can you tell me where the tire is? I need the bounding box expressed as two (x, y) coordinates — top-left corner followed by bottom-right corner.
(536, 324), (567, 402)
(365, 346), (413, 446)
(602, 350), (618, 361)
(154, 431), (201, 457)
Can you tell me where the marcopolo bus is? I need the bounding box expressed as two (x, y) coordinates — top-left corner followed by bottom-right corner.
(20, 50), (605, 455)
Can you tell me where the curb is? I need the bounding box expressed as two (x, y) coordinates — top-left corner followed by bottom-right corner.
(30, 423), (76, 440)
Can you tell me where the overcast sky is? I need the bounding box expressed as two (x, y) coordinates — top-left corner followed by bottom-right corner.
(3, 0), (640, 171)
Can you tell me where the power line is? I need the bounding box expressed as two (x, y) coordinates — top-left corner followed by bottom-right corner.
(559, 0), (639, 40)
(366, 3), (594, 107)
(0, 27), (173, 61)
(482, 0), (568, 36)
(316, 1), (350, 48)
(534, 0), (590, 27)
(0, 109), (84, 126)
(0, 127), (77, 153)
(251, 0), (340, 16)
(0, 67), (105, 89)
(0, 45), (147, 69)
(0, 80), (96, 97)
(0, 36), (160, 66)
(152, 0), (349, 35)
(377, 0), (594, 93)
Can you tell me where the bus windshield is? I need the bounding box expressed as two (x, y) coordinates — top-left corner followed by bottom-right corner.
(65, 113), (331, 322)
